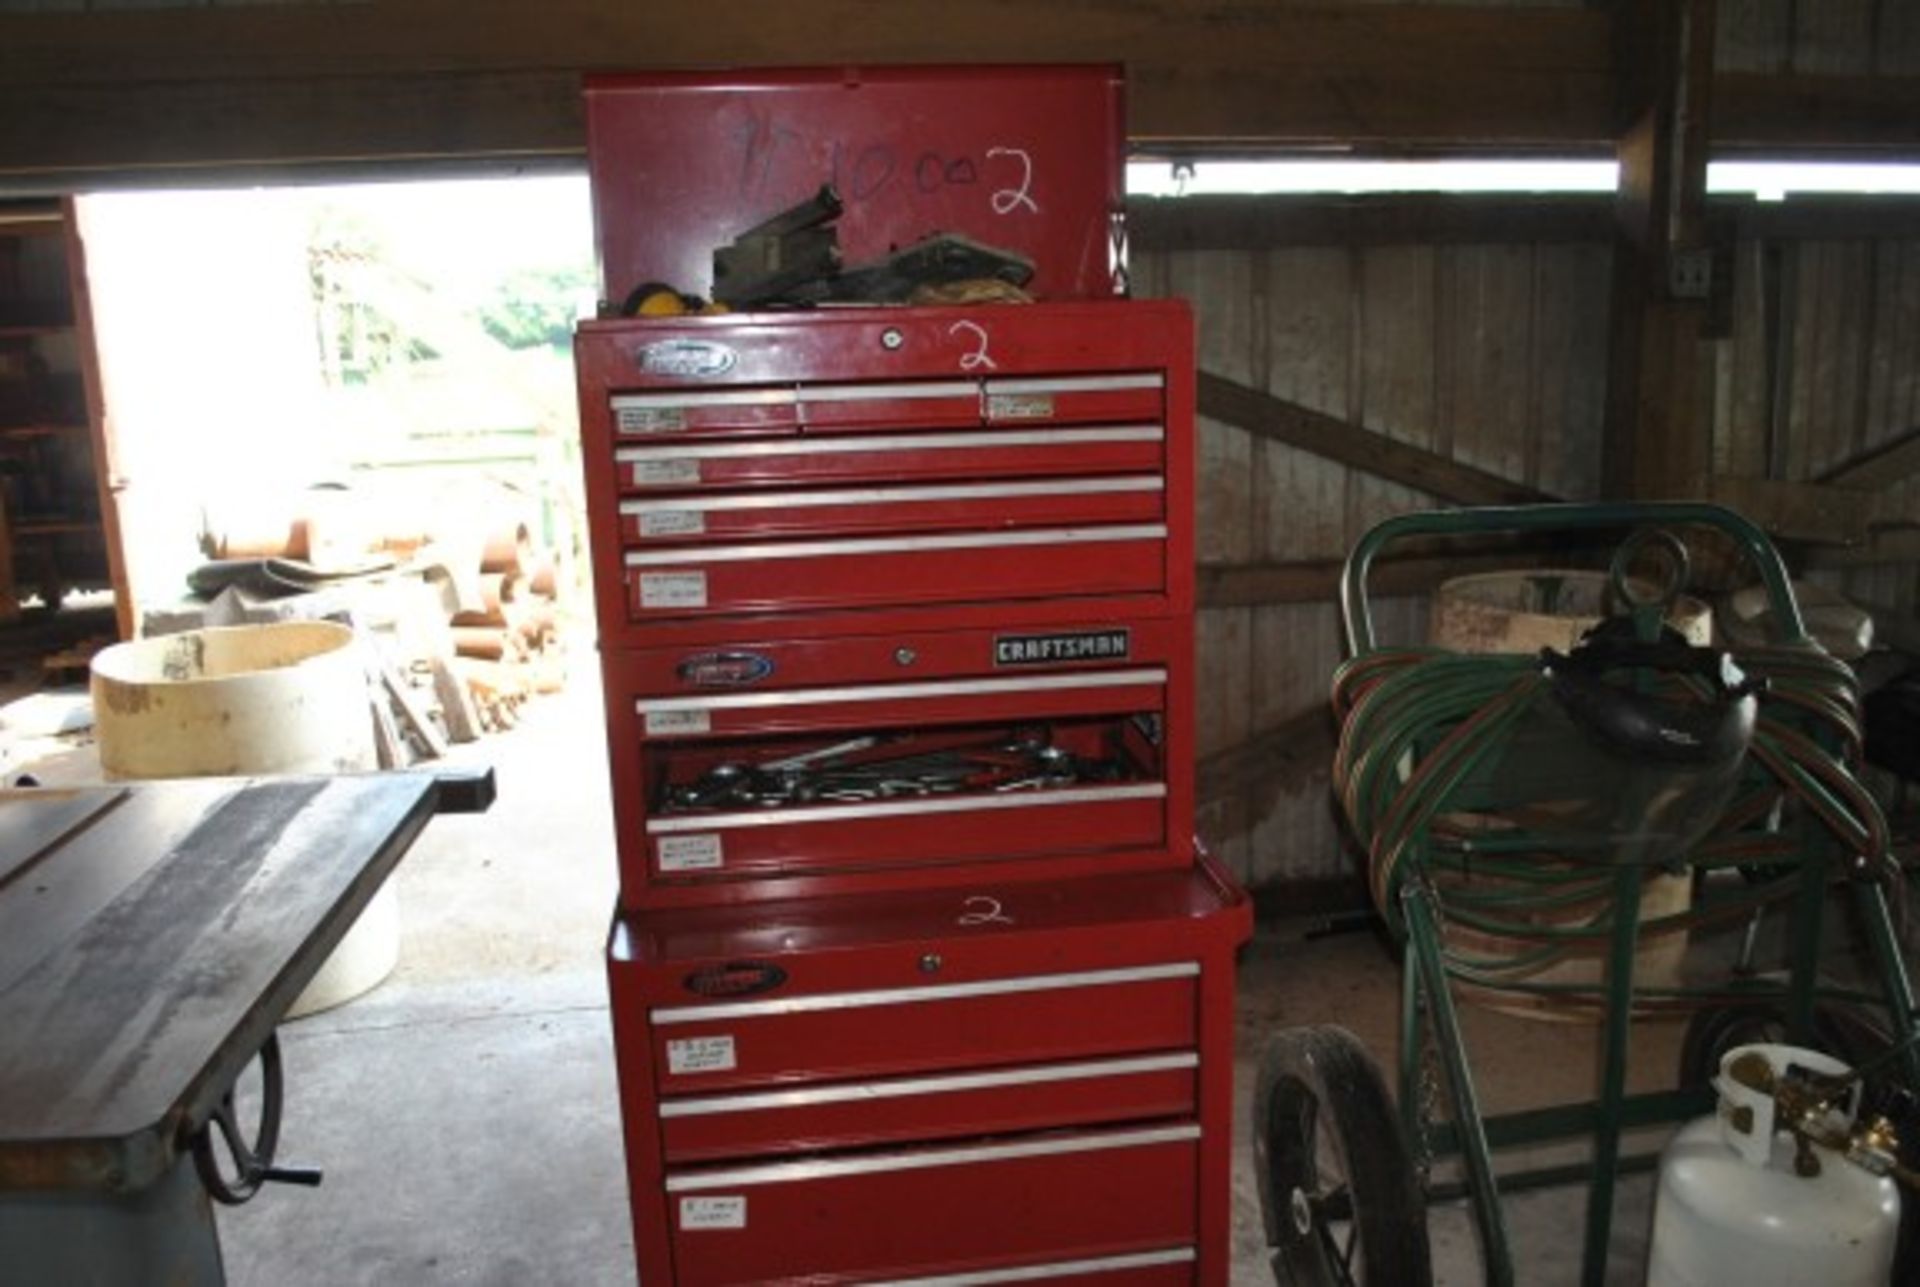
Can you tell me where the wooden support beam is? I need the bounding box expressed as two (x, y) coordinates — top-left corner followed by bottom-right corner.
(1715, 73), (1920, 153)
(1602, 0), (1717, 501)
(1706, 475), (1908, 547)
(1198, 543), (1597, 609)
(1803, 530), (1920, 570)
(1201, 555), (1481, 609)
(0, 4), (1612, 184)
(1196, 372), (1557, 508)
(0, 3), (1610, 87)
(0, 6), (1916, 187)
(1197, 706), (1335, 812)
(1817, 427), (1920, 490)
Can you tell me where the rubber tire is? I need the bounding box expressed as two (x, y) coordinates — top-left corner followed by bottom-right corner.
(1252, 1024), (1433, 1286)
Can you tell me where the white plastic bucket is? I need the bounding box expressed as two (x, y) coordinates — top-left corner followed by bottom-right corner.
(90, 621), (398, 1016)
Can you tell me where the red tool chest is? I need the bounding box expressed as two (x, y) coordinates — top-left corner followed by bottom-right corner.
(585, 66), (1127, 308)
(577, 66), (1248, 1286)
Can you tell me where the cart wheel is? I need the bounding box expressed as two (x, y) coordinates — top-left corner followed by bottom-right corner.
(1253, 1025), (1432, 1286)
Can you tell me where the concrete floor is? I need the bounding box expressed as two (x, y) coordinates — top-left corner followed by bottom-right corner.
(206, 664), (1702, 1286)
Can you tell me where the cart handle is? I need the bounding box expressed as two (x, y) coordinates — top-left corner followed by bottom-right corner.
(1338, 502), (1805, 655)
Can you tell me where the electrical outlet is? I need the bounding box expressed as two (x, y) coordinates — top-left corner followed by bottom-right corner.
(1670, 248), (1714, 300)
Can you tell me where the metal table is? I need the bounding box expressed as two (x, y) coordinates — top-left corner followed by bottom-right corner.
(0, 767), (493, 1284)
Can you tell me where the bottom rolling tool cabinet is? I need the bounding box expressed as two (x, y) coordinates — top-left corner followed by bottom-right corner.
(607, 856), (1250, 1286)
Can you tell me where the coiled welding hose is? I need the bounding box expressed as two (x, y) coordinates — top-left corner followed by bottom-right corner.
(1331, 633), (1894, 1004)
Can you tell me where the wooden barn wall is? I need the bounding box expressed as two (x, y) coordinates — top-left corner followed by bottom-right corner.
(1717, 0), (1920, 75)
(1711, 235), (1920, 616)
(1145, 220), (1920, 898)
(1132, 240), (1613, 891)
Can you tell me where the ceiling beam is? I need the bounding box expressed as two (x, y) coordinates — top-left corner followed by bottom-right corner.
(1715, 73), (1920, 153)
(0, 3), (1606, 184)
(2, 4), (1917, 189)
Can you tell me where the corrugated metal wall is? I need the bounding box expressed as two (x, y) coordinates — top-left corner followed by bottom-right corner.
(1143, 223), (1920, 895)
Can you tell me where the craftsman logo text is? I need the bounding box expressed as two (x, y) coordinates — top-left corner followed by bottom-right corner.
(993, 629), (1131, 667)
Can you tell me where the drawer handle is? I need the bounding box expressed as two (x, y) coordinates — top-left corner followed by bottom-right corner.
(637, 668), (1167, 717)
(652, 961), (1197, 1023)
(616, 424), (1164, 464)
(870, 1247), (1197, 1286)
(983, 374), (1165, 396)
(658, 1052), (1199, 1118)
(624, 525), (1168, 568)
(645, 782), (1168, 835)
(798, 380), (977, 403)
(621, 475), (1163, 517)
(665, 1123), (1200, 1191)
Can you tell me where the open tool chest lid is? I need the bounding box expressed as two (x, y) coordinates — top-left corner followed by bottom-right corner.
(583, 64), (1126, 309)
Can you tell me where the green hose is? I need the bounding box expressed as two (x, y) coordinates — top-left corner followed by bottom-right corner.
(1330, 638), (1894, 996)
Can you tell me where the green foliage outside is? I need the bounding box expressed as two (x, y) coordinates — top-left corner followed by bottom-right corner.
(475, 265), (597, 353)
(309, 203), (593, 384)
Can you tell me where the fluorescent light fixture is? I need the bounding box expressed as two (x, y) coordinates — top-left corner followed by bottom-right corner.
(1707, 162), (1920, 202)
(1125, 160), (1617, 197)
(1127, 159), (1920, 201)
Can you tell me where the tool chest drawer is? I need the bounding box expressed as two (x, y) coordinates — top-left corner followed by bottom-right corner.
(613, 425), (1165, 495)
(643, 778), (1166, 882)
(622, 524), (1168, 621)
(646, 961), (1198, 1092)
(663, 1124), (1199, 1286)
(658, 1050), (1198, 1163)
(603, 621), (1194, 896)
(619, 475), (1165, 545)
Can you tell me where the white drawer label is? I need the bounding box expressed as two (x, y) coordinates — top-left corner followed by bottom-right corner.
(644, 709), (712, 736)
(617, 405), (687, 434)
(658, 833), (723, 872)
(638, 509), (706, 538)
(666, 1034), (737, 1075)
(639, 571), (708, 609)
(680, 1195), (746, 1230)
(988, 392), (1056, 420)
(631, 457), (702, 486)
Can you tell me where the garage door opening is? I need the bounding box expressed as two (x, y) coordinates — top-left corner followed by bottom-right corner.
(71, 175), (595, 750)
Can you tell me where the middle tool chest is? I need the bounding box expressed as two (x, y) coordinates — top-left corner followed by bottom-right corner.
(575, 65), (1248, 1286)
(600, 620), (1190, 903)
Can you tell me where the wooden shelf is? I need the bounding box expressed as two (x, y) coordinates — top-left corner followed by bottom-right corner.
(0, 197), (129, 641)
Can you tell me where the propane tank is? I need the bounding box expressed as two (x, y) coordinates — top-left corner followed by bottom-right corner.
(1648, 1043), (1901, 1287)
